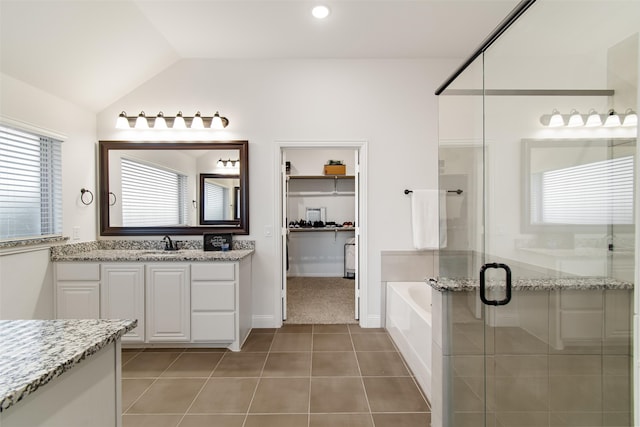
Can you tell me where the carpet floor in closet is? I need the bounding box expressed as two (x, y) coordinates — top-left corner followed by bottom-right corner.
(285, 277), (357, 324)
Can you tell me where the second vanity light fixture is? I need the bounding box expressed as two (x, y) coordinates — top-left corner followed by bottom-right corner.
(116, 111), (230, 130)
(540, 108), (637, 128)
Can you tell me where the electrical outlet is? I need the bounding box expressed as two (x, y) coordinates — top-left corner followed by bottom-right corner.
(72, 226), (80, 240)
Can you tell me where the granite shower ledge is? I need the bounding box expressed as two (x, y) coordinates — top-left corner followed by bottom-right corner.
(0, 319), (136, 412)
(51, 248), (254, 262)
(430, 277), (633, 292)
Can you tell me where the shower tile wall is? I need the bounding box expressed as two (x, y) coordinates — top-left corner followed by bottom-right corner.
(432, 288), (633, 427)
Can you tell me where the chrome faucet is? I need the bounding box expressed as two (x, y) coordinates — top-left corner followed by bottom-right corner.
(162, 235), (177, 251)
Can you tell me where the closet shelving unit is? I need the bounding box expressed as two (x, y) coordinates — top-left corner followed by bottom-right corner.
(287, 174), (355, 234)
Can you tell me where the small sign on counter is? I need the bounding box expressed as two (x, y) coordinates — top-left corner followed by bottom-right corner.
(203, 233), (232, 251)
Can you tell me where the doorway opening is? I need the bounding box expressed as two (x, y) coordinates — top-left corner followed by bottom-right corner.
(276, 142), (367, 326)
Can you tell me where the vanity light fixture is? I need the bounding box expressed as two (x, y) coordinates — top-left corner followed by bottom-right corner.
(603, 109), (621, 127)
(312, 5), (330, 19)
(585, 109), (602, 127)
(217, 158), (240, 168)
(115, 111), (229, 129)
(134, 111), (149, 129)
(541, 108), (637, 128)
(567, 109), (584, 127)
(622, 109), (637, 127)
(547, 109), (565, 127)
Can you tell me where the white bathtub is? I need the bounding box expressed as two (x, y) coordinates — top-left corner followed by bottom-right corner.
(385, 281), (432, 401)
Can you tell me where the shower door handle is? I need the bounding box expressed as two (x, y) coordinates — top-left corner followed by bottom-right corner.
(479, 263), (512, 306)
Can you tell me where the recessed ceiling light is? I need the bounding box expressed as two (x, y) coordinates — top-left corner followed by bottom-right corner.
(312, 5), (330, 19)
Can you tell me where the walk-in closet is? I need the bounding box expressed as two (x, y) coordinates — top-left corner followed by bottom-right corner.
(281, 147), (360, 324)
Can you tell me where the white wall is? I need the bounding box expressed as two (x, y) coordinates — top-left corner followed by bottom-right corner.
(0, 72), (97, 319)
(97, 58), (455, 327)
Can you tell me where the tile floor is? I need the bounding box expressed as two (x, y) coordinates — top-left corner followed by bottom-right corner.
(122, 324), (431, 427)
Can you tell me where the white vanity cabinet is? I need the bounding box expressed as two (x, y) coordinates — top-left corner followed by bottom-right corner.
(101, 264), (145, 343)
(191, 257), (252, 351)
(55, 263), (101, 319)
(146, 264), (191, 342)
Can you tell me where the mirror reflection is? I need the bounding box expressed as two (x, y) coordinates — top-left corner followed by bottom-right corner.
(99, 141), (249, 235)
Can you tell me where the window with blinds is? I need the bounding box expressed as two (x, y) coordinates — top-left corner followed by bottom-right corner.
(532, 155), (634, 226)
(121, 158), (188, 226)
(0, 125), (62, 240)
(203, 180), (229, 221)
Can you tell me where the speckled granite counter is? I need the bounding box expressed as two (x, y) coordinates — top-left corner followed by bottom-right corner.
(0, 319), (136, 412)
(50, 239), (255, 262)
(429, 276), (633, 292)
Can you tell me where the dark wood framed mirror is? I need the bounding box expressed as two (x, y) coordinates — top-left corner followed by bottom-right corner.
(99, 140), (249, 236)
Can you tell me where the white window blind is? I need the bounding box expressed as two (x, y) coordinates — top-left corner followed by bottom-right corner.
(203, 181), (229, 221)
(121, 158), (188, 226)
(0, 125), (62, 240)
(535, 155), (634, 225)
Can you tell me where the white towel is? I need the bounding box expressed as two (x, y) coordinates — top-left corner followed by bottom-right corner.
(411, 189), (447, 250)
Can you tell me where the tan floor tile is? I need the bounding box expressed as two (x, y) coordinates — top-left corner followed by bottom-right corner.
(122, 378), (154, 411)
(161, 352), (223, 378)
(188, 378), (259, 413)
(372, 413), (431, 427)
(123, 414), (182, 427)
(348, 325), (385, 333)
(212, 352), (267, 377)
(184, 347), (228, 353)
(310, 377), (369, 413)
(122, 350), (142, 366)
(356, 351), (410, 376)
(178, 414), (245, 427)
(250, 328), (277, 334)
(263, 352), (312, 377)
(312, 352), (360, 376)
(127, 378), (205, 414)
(314, 324), (349, 334)
(122, 352), (182, 378)
(244, 414), (308, 427)
(313, 333), (354, 351)
(241, 333), (274, 352)
(249, 378), (310, 413)
(271, 333), (313, 352)
(310, 413), (373, 427)
(364, 377), (429, 412)
(351, 333), (396, 351)
(279, 324), (313, 333)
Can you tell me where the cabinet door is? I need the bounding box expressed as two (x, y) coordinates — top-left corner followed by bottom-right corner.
(56, 283), (100, 319)
(146, 264), (190, 342)
(101, 264), (145, 343)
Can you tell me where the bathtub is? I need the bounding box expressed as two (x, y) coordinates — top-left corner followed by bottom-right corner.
(385, 281), (432, 401)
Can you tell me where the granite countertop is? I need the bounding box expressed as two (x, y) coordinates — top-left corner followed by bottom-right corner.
(52, 248), (254, 262)
(430, 276), (633, 292)
(50, 239), (255, 262)
(0, 319), (137, 412)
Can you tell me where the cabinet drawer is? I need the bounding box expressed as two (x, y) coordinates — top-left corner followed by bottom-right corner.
(191, 263), (235, 281)
(192, 312), (235, 341)
(192, 282), (235, 311)
(56, 263), (100, 281)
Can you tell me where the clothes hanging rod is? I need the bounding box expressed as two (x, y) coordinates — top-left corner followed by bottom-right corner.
(435, 0), (537, 96)
(404, 189), (463, 195)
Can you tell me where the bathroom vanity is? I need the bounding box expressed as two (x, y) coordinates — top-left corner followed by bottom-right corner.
(51, 241), (254, 351)
(0, 319), (136, 427)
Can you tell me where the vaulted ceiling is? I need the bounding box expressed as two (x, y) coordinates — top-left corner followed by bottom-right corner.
(0, 1), (519, 111)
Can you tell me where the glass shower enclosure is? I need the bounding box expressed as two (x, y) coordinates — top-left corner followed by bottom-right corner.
(435, 0), (639, 426)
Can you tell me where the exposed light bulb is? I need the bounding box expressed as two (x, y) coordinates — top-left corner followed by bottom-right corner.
(154, 112), (167, 129)
(191, 111), (204, 129)
(116, 111), (129, 129)
(173, 111), (186, 129)
(134, 111), (149, 129)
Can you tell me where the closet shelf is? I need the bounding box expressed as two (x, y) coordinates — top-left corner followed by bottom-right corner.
(288, 191), (355, 197)
(288, 227), (356, 233)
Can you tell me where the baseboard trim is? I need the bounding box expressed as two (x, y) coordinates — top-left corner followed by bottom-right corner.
(252, 315), (277, 329)
(366, 314), (382, 328)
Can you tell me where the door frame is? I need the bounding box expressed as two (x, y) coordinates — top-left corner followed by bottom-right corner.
(273, 140), (368, 328)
